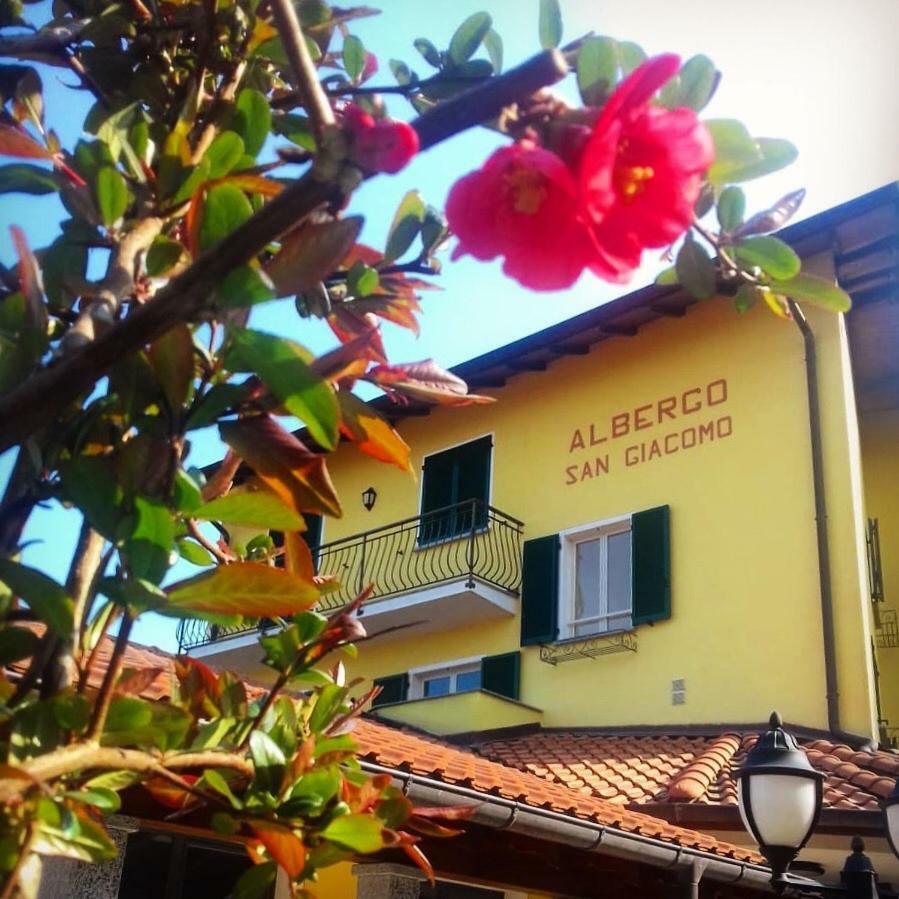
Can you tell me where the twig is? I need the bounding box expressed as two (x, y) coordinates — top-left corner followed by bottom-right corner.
(0, 823), (35, 899)
(270, 0), (335, 139)
(187, 519), (232, 564)
(85, 611), (134, 741)
(323, 73), (490, 98)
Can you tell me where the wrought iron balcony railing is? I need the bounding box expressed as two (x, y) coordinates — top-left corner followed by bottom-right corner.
(176, 499), (524, 652)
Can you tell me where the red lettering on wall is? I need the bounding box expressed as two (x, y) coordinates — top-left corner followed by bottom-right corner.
(569, 429), (586, 452)
(634, 404), (653, 430)
(664, 433), (679, 454)
(698, 421), (715, 443)
(657, 396), (677, 421)
(611, 413), (630, 438)
(589, 424), (607, 445)
(682, 388), (702, 414)
(625, 445), (639, 466)
(717, 415), (733, 438)
(565, 465), (579, 485)
(708, 379), (728, 406)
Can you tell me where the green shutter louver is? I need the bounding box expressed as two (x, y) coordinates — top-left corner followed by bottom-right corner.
(520, 534), (560, 646)
(372, 673), (408, 707)
(481, 651), (521, 700)
(632, 505), (671, 625)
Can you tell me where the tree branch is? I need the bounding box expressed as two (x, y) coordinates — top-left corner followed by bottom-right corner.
(0, 745), (254, 803)
(0, 49), (569, 453)
(85, 612), (133, 741)
(270, 0), (335, 139)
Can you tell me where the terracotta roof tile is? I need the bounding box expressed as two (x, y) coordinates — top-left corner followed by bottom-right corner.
(474, 730), (898, 815)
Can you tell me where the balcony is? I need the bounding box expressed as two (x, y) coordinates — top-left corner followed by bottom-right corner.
(177, 499), (523, 656)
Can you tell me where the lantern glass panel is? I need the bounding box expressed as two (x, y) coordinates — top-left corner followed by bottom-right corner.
(738, 773), (818, 850)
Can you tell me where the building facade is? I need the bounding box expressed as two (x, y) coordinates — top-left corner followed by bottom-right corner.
(185, 184), (899, 892)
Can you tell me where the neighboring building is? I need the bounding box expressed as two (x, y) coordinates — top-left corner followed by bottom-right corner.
(183, 183), (899, 891)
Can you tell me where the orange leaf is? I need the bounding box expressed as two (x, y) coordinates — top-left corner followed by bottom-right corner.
(338, 391), (412, 473)
(249, 821), (306, 878)
(166, 562), (319, 617)
(398, 834), (434, 885)
(114, 667), (165, 697)
(217, 174), (284, 198)
(284, 531), (315, 579)
(148, 324), (194, 412)
(312, 327), (382, 383)
(328, 309), (387, 363)
(0, 124), (52, 160)
(266, 218), (363, 297)
(144, 775), (199, 810)
(220, 415), (342, 518)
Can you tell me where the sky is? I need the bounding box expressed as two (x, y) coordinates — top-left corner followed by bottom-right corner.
(1, 0), (897, 650)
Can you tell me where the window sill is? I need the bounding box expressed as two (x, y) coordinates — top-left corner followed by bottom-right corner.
(553, 626), (635, 646)
(538, 630), (638, 665)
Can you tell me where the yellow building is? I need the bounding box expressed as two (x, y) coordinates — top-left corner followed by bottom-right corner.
(185, 183), (899, 893)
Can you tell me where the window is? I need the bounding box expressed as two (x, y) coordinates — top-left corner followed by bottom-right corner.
(520, 506), (670, 647)
(563, 519), (633, 638)
(420, 436), (492, 543)
(412, 660), (482, 700)
(372, 652), (520, 706)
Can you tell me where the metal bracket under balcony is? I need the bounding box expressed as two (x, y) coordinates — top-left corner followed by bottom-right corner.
(177, 499), (523, 653)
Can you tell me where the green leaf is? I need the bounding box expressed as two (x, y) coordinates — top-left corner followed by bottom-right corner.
(59, 457), (123, 541)
(173, 468), (203, 515)
(322, 814), (385, 853)
(250, 730), (286, 792)
(84, 770), (142, 792)
(733, 188), (806, 238)
(769, 273), (852, 313)
(170, 157), (210, 206)
(676, 235), (717, 299)
(146, 237), (185, 277)
(204, 131), (245, 180)
(199, 184), (253, 251)
(165, 562), (319, 618)
(448, 12), (492, 64)
(229, 328), (339, 450)
(347, 260), (379, 297)
(483, 29), (503, 73)
(734, 235), (801, 280)
(94, 166), (131, 227)
(102, 697), (190, 749)
(201, 770), (242, 808)
(232, 89), (271, 157)
(0, 163), (57, 195)
(124, 497), (174, 585)
(64, 788), (121, 814)
(577, 37), (619, 106)
(706, 120), (798, 185)
(385, 189), (426, 263)
(309, 683), (346, 734)
(285, 767), (342, 814)
(0, 559), (72, 636)
(232, 862), (276, 899)
(186, 382), (249, 430)
(216, 265), (274, 308)
(52, 693), (90, 731)
(538, 0), (562, 48)
(343, 35), (366, 82)
(413, 37), (441, 67)
(717, 186), (746, 232)
(389, 59), (412, 86)
(654, 265), (679, 286)
(177, 539), (215, 567)
(618, 41), (646, 75)
(665, 55), (717, 111)
(194, 490), (305, 531)
(0, 626), (37, 665)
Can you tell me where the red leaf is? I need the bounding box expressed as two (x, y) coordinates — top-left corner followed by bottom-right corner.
(311, 327), (382, 383)
(266, 218), (363, 297)
(398, 833), (435, 885)
(367, 360), (495, 407)
(114, 666), (165, 697)
(249, 821), (306, 878)
(220, 415), (342, 518)
(328, 309), (387, 364)
(0, 124), (52, 160)
(283, 531), (314, 579)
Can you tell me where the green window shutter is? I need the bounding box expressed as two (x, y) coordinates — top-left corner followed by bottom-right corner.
(632, 505), (671, 625)
(372, 673), (408, 707)
(481, 651), (520, 700)
(456, 436), (492, 529)
(520, 534), (560, 646)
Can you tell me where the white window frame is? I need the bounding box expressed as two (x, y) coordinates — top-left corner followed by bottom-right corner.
(559, 513), (633, 640)
(408, 655), (483, 700)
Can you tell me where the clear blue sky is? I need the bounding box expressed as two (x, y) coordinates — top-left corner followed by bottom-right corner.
(2, 0), (897, 650)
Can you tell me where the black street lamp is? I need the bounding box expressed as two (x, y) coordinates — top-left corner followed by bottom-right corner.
(736, 712), (899, 897)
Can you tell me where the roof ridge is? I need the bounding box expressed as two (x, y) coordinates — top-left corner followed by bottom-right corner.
(666, 733), (742, 802)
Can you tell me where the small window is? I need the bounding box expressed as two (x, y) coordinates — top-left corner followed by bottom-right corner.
(562, 519), (633, 639)
(412, 661), (482, 699)
(420, 436), (492, 543)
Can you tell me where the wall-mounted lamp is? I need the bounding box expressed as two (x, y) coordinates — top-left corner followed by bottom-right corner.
(362, 486), (377, 511)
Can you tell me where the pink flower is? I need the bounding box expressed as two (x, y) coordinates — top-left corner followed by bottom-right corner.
(344, 104), (418, 175)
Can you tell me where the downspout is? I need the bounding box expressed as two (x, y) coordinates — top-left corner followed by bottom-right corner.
(360, 761), (774, 892)
(790, 300), (841, 736)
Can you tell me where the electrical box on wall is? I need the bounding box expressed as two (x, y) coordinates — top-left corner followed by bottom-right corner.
(671, 678), (686, 705)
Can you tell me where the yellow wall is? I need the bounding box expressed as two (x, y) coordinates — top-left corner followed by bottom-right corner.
(859, 408), (899, 733)
(310, 279), (879, 738)
(374, 690), (543, 735)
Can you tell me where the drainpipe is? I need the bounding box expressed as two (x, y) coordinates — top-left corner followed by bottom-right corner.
(360, 761), (775, 893)
(790, 300), (842, 737)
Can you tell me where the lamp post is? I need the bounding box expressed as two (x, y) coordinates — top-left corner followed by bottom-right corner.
(736, 712), (899, 897)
